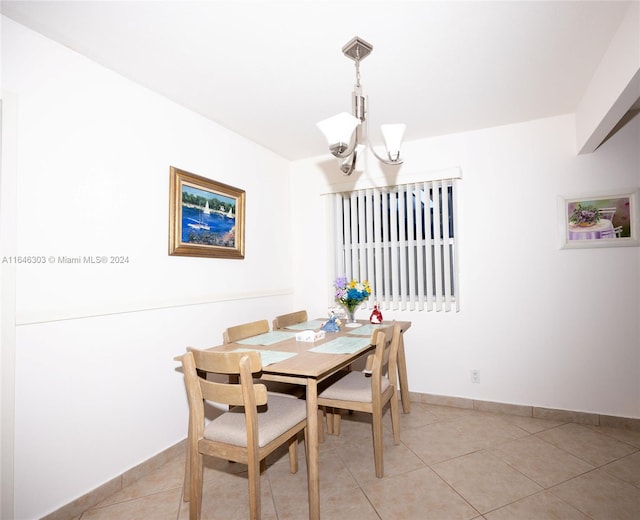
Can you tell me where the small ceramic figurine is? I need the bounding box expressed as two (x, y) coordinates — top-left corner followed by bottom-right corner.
(369, 303), (383, 324)
(321, 311), (341, 332)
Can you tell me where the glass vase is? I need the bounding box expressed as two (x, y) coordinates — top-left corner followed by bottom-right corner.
(342, 303), (361, 327)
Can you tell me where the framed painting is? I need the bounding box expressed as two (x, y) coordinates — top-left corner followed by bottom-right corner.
(559, 189), (639, 249)
(169, 166), (245, 258)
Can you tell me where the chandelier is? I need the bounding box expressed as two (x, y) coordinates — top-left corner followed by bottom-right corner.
(317, 36), (406, 175)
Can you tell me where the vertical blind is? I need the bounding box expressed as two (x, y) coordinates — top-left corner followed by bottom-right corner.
(332, 179), (459, 312)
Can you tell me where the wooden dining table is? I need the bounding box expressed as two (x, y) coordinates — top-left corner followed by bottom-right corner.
(207, 318), (411, 520)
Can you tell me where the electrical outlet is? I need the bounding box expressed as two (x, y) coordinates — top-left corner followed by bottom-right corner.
(471, 369), (480, 384)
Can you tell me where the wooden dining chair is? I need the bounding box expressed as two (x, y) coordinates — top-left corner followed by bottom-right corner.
(272, 310), (308, 330)
(222, 319), (302, 395)
(180, 348), (307, 520)
(222, 318), (324, 443)
(223, 319), (270, 344)
(317, 322), (401, 478)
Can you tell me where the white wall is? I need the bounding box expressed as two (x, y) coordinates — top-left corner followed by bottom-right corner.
(292, 112), (640, 420)
(3, 11), (640, 520)
(2, 18), (296, 519)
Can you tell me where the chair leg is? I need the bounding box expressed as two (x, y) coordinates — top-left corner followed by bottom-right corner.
(247, 456), (261, 520)
(325, 407), (334, 435)
(332, 409), (342, 435)
(189, 452), (203, 520)
(317, 409), (325, 443)
(288, 436), (299, 474)
(390, 390), (400, 444)
(182, 412), (193, 501)
(372, 406), (384, 478)
(183, 436), (191, 502)
(303, 426), (309, 467)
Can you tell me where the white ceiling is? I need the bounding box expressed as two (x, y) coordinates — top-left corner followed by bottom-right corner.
(1, 1), (633, 160)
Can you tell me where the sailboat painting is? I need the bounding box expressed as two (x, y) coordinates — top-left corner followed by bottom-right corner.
(169, 167), (245, 259)
(182, 185), (235, 241)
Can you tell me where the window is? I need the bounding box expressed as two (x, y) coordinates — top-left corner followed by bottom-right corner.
(331, 179), (459, 311)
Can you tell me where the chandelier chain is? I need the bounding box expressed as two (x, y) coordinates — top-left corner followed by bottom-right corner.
(354, 47), (361, 87)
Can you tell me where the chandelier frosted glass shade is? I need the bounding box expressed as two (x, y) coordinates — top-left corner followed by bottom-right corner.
(316, 112), (361, 157)
(380, 124), (407, 161)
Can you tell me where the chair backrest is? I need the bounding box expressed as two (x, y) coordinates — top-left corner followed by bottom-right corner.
(182, 348), (268, 446)
(223, 319), (270, 343)
(273, 310), (308, 330)
(368, 322), (401, 394)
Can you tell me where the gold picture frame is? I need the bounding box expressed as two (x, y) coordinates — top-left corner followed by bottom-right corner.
(169, 166), (245, 259)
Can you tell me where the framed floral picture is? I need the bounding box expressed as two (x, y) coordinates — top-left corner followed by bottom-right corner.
(559, 189), (639, 249)
(169, 166), (245, 258)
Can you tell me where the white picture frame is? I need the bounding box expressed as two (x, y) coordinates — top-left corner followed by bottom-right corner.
(559, 189), (639, 249)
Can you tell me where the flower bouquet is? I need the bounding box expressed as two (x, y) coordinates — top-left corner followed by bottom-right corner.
(334, 275), (371, 325)
(569, 203), (600, 227)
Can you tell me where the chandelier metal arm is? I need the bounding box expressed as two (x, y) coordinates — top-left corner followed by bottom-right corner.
(339, 149), (358, 175)
(328, 133), (358, 159)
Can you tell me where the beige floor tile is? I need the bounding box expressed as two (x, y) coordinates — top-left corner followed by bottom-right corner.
(82, 488), (181, 520)
(396, 401), (442, 430)
(601, 451), (640, 487)
(267, 466), (312, 519)
(72, 401), (637, 519)
(491, 435), (593, 488)
(550, 468), (640, 520)
(178, 470), (277, 520)
(484, 490), (591, 520)
(499, 414), (566, 434)
(451, 414), (530, 448)
(121, 441), (185, 488)
(536, 423), (638, 466)
(319, 486), (381, 520)
(270, 445), (360, 495)
(427, 405), (485, 422)
(97, 454), (185, 507)
(432, 450), (542, 514)
(273, 484), (379, 520)
(362, 466), (479, 520)
(323, 410), (382, 446)
(336, 436), (425, 484)
(594, 425), (640, 449)
(401, 421), (482, 465)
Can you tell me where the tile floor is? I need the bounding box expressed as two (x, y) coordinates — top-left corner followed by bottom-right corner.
(77, 403), (640, 519)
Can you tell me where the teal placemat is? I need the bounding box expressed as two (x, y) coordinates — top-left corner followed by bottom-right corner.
(232, 348), (297, 367)
(309, 336), (371, 354)
(347, 324), (386, 336)
(283, 320), (325, 331)
(236, 331), (296, 346)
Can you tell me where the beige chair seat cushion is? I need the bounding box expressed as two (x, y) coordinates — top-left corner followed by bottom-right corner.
(319, 371), (390, 402)
(204, 394), (306, 448)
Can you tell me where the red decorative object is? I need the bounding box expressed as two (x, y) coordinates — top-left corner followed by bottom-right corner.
(369, 303), (383, 324)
